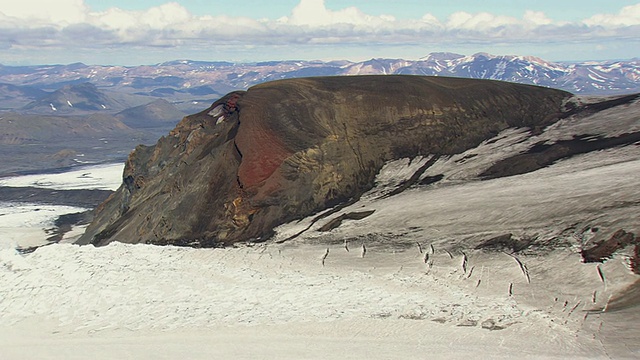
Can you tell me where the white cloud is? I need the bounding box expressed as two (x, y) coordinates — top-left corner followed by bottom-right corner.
(92, 3), (193, 33)
(0, 0), (88, 24)
(583, 3), (640, 27)
(0, 0), (638, 58)
(281, 0), (395, 27)
(142, 3), (191, 28)
(446, 11), (519, 31)
(523, 11), (553, 26)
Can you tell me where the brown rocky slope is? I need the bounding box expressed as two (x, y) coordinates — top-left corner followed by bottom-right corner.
(77, 75), (570, 247)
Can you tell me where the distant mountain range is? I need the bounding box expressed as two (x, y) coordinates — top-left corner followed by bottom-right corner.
(0, 53), (638, 113)
(0, 52), (638, 175)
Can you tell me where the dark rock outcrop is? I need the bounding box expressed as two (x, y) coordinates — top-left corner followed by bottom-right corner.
(77, 75), (570, 247)
(317, 210), (376, 232)
(475, 233), (534, 253)
(582, 229), (639, 266)
(480, 132), (640, 179)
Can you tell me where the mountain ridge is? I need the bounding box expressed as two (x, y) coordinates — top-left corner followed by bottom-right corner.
(1, 53), (638, 99)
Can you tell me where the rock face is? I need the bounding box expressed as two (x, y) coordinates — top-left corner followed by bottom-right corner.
(78, 75), (570, 247)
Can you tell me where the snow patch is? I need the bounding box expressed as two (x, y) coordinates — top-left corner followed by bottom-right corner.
(207, 104), (224, 118)
(0, 163), (124, 191)
(0, 202), (88, 249)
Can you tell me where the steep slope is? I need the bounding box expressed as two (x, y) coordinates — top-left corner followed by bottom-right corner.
(274, 93), (640, 250)
(78, 75), (570, 246)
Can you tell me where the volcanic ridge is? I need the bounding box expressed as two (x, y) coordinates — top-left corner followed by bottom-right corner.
(79, 75), (575, 246)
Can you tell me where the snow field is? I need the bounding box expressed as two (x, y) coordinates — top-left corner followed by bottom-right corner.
(0, 241), (606, 359)
(0, 163), (124, 191)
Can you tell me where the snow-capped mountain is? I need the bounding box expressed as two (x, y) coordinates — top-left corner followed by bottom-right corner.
(0, 53), (638, 105)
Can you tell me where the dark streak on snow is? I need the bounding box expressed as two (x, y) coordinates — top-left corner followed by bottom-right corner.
(480, 131), (640, 180)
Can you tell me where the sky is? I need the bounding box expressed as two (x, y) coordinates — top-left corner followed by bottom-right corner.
(0, 0), (638, 65)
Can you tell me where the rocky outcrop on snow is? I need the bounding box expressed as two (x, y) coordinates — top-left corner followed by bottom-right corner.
(78, 75), (570, 246)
